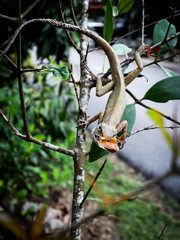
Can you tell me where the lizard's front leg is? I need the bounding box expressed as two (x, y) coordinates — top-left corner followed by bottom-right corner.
(116, 120), (128, 148)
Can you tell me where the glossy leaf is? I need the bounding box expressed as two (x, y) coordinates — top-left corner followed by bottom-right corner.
(112, 43), (132, 56)
(118, 0), (135, 14)
(119, 103), (136, 135)
(153, 20), (177, 55)
(89, 104), (136, 162)
(41, 65), (70, 80)
(103, 0), (114, 42)
(143, 76), (180, 102)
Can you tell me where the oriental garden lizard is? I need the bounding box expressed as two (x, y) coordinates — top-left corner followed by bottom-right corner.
(88, 44), (146, 153)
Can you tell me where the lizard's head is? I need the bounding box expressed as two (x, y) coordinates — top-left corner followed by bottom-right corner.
(91, 123), (125, 153)
(91, 123), (117, 143)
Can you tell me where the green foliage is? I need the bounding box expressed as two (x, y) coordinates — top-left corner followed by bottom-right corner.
(89, 104), (136, 162)
(118, 0), (135, 14)
(153, 20), (177, 55)
(143, 76), (180, 103)
(103, 0), (114, 42)
(112, 43), (132, 56)
(0, 70), (76, 203)
(41, 65), (70, 80)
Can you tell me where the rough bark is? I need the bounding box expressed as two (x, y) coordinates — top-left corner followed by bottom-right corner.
(70, 1), (90, 239)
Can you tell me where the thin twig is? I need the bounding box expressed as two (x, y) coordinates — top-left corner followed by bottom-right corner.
(126, 89), (180, 125)
(141, 0), (145, 45)
(70, 65), (82, 112)
(143, 50), (180, 68)
(0, 14), (18, 22)
(79, 159), (107, 208)
(0, 109), (75, 157)
(0, 18), (180, 63)
(70, 0), (79, 26)
(17, 0), (31, 139)
(110, 169), (173, 206)
(20, 68), (41, 73)
(21, 0), (41, 19)
(129, 124), (180, 137)
(0, 50), (17, 69)
(157, 225), (167, 240)
(58, 0), (80, 53)
(89, 12), (180, 53)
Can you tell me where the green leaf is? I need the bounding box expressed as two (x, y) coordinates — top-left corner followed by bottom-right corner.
(118, 0), (135, 14)
(41, 65), (70, 80)
(143, 76), (180, 102)
(89, 104), (136, 162)
(112, 43), (132, 56)
(153, 20), (177, 55)
(89, 141), (108, 163)
(119, 103), (136, 135)
(103, 0), (114, 42)
(158, 64), (176, 77)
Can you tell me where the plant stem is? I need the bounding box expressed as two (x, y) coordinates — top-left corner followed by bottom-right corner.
(17, 0), (31, 139)
(70, 1), (90, 239)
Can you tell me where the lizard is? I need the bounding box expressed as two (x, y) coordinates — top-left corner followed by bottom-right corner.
(87, 44), (146, 153)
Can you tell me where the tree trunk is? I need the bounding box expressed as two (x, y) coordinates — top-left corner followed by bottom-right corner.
(70, 1), (90, 239)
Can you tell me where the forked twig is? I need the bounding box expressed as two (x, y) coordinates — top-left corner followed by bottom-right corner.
(58, 0), (80, 53)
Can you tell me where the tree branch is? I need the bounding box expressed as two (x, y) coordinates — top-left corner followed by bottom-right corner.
(126, 89), (180, 125)
(0, 18), (179, 63)
(17, 0), (31, 140)
(0, 50), (17, 69)
(0, 13), (18, 22)
(0, 109), (75, 157)
(129, 124), (180, 137)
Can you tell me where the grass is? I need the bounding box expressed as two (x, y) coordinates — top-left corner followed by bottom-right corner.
(84, 153), (180, 240)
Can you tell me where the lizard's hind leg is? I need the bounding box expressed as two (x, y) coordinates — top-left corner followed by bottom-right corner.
(124, 44), (146, 86)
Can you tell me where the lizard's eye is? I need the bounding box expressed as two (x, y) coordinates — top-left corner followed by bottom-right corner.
(98, 125), (102, 130)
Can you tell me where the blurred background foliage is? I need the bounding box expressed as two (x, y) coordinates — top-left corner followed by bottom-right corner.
(0, 0), (81, 205)
(0, 62), (77, 204)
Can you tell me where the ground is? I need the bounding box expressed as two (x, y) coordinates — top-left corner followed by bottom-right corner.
(46, 153), (180, 240)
